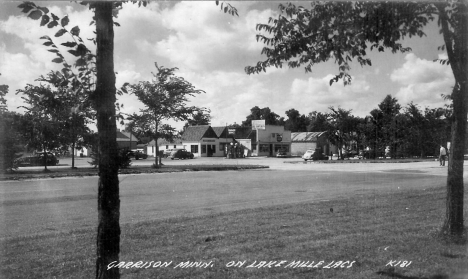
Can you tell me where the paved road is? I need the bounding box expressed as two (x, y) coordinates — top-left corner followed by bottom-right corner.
(0, 158), (456, 239)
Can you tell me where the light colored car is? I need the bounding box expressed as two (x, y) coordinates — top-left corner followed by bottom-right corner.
(276, 149), (288, 158)
(302, 149), (328, 161)
(163, 149), (174, 158)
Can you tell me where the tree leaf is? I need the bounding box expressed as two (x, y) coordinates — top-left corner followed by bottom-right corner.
(68, 49), (79, 57)
(38, 7), (49, 14)
(43, 41), (54, 47)
(47, 20), (58, 28)
(61, 41), (77, 48)
(28, 10), (43, 20)
(21, 5), (34, 14)
(75, 58), (87, 67)
(40, 14), (50, 26)
(48, 49), (60, 53)
(51, 13), (59, 21)
(70, 26), (80, 37)
(61, 15), (69, 27)
(76, 44), (88, 56)
(55, 29), (67, 37)
(52, 58), (64, 63)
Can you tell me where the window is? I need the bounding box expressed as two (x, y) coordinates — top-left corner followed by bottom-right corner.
(191, 145), (199, 154)
(166, 145), (169, 149)
(275, 145), (289, 152)
(260, 144), (269, 152)
(201, 145), (206, 154)
(174, 145), (177, 148)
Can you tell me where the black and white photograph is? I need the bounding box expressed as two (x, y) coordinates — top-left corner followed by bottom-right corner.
(0, 1), (467, 278)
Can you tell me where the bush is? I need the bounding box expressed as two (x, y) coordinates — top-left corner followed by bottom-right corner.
(88, 147), (132, 169)
(0, 116), (23, 172)
(117, 149), (132, 169)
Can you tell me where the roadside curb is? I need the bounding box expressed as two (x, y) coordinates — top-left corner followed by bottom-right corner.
(0, 165), (269, 181)
(285, 159), (430, 164)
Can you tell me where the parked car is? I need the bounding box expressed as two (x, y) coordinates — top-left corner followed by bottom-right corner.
(359, 149), (385, 159)
(276, 149), (288, 158)
(169, 149), (194, 160)
(128, 150), (148, 160)
(302, 149), (328, 161)
(163, 149), (174, 158)
(15, 152), (59, 167)
(342, 149), (359, 159)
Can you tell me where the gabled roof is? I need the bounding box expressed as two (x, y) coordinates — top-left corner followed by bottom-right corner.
(291, 132), (327, 142)
(182, 125), (218, 141)
(116, 131), (139, 142)
(212, 127), (226, 138)
(211, 126), (257, 141)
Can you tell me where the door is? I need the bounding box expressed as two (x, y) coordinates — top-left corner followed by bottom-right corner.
(207, 145), (213, 157)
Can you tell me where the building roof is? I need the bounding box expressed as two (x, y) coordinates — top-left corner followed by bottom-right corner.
(211, 126), (257, 141)
(181, 125), (218, 141)
(147, 138), (183, 146)
(291, 132), (327, 142)
(233, 127), (256, 140)
(212, 127), (226, 138)
(116, 130), (139, 142)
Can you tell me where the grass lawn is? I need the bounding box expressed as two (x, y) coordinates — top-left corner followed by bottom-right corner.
(1, 185), (467, 279)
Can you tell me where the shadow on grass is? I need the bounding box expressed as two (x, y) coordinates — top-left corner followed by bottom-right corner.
(376, 268), (449, 279)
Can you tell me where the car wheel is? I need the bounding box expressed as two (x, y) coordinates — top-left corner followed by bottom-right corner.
(171, 158), (174, 160)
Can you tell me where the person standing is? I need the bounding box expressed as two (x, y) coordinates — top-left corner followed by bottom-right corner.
(439, 145), (447, 166)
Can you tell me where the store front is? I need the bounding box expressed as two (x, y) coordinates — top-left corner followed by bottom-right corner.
(254, 125), (292, 157)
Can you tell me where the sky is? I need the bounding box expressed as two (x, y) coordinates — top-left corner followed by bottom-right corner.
(0, 1), (454, 130)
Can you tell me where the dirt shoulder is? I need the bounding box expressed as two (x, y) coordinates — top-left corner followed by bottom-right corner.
(0, 164), (269, 181)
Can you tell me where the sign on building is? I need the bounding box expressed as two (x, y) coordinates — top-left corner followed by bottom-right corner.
(228, 129), (236, 135)
(252, 120), (266, 130)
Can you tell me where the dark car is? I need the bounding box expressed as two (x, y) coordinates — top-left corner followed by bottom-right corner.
(302, 149), (328, 161)
(15, 152), (59, 167)
(128, 150), (148, 160)
(169, 149), (194, 160)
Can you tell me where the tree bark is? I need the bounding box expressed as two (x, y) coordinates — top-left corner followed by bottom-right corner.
(94, 3), (121, 279)
(438, 2), (467, 238)
(43, 144), (48, 171)
(72, 141), (75, 169)
(445, 84), (466, 237)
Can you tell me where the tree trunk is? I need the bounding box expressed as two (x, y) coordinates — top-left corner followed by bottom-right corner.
(443, 82), (466, 237)
(154, 141), (160, 168)
(43, 144), (48, 171)
(153, 121), (160, 168)
(439, 2), (467, 238)
(94, 3), (121, 279)
(71, 141), (75, 169)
